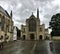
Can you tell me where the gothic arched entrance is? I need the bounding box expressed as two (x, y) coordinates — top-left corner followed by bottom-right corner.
(39, 35), (42, 40)
(30, 34), (34, 40)
(45, 36), (49, 40)
(22, 35), (25, 40)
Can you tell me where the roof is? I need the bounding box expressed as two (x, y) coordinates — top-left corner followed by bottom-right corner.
(30, 13), (36, 18)
(0, 6), (10, 17)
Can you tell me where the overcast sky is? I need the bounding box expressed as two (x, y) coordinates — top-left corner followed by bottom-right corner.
(0, 0), (60, 29)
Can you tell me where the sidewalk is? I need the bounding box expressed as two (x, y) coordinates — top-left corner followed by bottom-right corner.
(3, 41), (16, 48)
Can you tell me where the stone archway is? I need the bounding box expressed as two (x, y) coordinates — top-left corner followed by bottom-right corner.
(0, 35), (3, 40)
(45, 36), (49, 40)
(22, 35), (26, 40)
(39, 35), (42, 40)
(30, 34), (35, 40)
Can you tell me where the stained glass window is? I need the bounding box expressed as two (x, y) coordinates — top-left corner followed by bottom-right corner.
(29, 18), (36, 32)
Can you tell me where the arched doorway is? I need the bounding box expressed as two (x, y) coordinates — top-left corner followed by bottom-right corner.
(39, 35), (42, 40)
(45, 36), (49, 40)
(22, 35), (25, 40)
(0, 35), (3, 40)
(30, 34), (34, 40)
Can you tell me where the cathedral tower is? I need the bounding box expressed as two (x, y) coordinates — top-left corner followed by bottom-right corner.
(37, 8), (39, 19)
(10, 10), (12, 18)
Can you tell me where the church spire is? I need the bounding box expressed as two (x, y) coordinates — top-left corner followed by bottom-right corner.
(37, 8), (39, 19)
(32, 12), (33, 15)
(10, 10), (12, 18)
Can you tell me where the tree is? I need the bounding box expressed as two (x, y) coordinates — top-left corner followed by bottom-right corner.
(49, 13), (60, 36)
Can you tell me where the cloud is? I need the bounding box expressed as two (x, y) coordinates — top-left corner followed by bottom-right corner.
(0, 0), (60, 29)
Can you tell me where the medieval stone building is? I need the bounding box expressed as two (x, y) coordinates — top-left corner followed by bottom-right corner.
(21, 9), (48, 40)
(0, 6), (13, 43)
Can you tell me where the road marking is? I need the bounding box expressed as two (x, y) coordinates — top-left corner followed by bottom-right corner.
(30, 42), (37, 54)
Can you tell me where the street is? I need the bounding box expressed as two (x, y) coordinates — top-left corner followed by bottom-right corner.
(0, 40), (60, 54)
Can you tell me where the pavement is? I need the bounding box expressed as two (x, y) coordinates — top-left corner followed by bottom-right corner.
(0, 40), (60, 54)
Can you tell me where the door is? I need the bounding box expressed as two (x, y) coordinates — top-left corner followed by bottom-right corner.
(39, 35), (42, 40)
(23, 35), (25, 40)
(30, 34), (34, 40)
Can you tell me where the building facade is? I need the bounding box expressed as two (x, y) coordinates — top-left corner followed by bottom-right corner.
(21, 9), (48, 40)
(45, 29), (51, 40)
(0, 6), (13, 43)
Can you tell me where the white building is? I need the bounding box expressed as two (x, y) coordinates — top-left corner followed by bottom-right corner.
(13, 26), (17, 41)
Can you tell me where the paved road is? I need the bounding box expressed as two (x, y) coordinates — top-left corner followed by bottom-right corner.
(0, 40), (60, 54)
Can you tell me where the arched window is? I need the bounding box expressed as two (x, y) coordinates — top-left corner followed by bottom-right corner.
(1, 16), (5, 31)
(29, 18), (36, 32)
(0, 35), (3, 40)
(23, 35), (25, 40)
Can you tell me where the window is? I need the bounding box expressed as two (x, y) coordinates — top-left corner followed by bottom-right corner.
(1, 19), (4, 31)
(1, 16), (5, 31)
(0, 18), (1, 22)
(0, 35), (3, 40)
(6, 25), (9, 32)
(29, 18), (36, 32)
(40, 28), (42, 32)
(6, 19), (10, 32)
(23, 28), (25, 33)
(0, 18), (1, 31)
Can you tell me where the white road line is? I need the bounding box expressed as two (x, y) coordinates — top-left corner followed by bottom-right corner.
(30, 42), (37, 54)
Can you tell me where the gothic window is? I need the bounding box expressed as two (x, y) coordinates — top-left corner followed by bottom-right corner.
(0, 18), (1, 31)
(0, 18), (1, 26)
(23, 28), (25, 33)
(5, 19), (10, 32)
(40, 28), (42, 32)
(1, 16), (5, 31)
(6, 25), (9, 32)
(29, 18), (36, 32)
(0, 35), (3, 40)
(0, 17), (1, 22)
(8, 20), (10, 25)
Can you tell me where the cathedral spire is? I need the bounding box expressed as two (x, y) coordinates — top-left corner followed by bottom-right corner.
(37, 8), (39, 19)
(10, 10), (12, 18)
(32, 12), (33, 15)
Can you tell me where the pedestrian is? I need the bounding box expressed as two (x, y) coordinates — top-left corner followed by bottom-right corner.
(49, 42), (53, 51)
(0, 43), (3, 49)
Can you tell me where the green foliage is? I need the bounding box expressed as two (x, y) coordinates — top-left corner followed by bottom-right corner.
(49, 13), (60, 36)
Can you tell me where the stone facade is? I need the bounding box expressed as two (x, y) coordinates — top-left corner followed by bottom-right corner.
(21, 9), (48, 40)
(0, 6), (13, 43)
